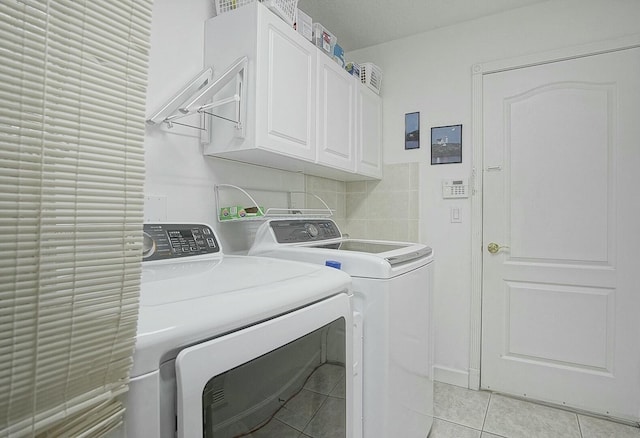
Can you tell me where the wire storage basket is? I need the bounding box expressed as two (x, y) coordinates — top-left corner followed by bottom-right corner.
(359, 62), (383, 95)
(214, 0), (298, 25)
(263, 0), (298, 25)
(214, 0), (253, 14)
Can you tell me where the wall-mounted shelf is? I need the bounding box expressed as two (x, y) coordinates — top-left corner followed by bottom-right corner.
(214, 184), (334, 223)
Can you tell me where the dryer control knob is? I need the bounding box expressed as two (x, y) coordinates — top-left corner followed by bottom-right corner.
(142, 232), (156, 259)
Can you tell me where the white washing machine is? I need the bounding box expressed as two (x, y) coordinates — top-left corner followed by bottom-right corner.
(249, 218), (435, 438)
(123, 223), (357, 438)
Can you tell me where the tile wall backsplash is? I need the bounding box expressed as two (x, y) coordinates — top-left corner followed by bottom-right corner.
(345, 163), (419, 241)
(304, 163), (419, 241)
(304, 175), (347, 232)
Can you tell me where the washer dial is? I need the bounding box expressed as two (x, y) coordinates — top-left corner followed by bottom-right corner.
(305, 223), (319, 238)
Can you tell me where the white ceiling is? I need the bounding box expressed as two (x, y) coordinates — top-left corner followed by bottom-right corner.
(297, 0), (551, 52)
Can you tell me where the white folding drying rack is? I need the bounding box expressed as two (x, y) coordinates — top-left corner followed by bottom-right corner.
(145, 57), (248, 144)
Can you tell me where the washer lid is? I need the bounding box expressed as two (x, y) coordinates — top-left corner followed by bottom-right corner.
(249, 219), (433, 278)
(132, 255), (351, 376)
(308, 240), (433, 266)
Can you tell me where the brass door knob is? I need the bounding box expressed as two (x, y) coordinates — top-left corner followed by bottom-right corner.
(487, 242), (509, 254)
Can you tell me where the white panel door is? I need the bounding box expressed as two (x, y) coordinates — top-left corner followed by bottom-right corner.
(316, 54), (356, 172)
(356, 85), (382, 179)
(481, 47), (640, 420)
(256, 17), (316, 161)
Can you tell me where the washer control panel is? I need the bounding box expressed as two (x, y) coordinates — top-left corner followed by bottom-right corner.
(143, 223), (220, 261)
(269, 220), (341, 243)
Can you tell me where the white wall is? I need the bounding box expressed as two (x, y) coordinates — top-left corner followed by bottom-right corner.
(145, 0), (306, 253)
(146, 0), (640, 386)
(348, 0), (640, 387)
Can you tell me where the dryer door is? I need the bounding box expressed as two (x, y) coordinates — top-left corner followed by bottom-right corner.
(175, 293), (353, 438)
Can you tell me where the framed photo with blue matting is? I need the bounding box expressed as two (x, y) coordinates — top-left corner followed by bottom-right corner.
(405, 112), (420, 149)
(431, 124), (462, 164)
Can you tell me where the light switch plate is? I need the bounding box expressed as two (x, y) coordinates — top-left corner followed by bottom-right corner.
(450, 206), (462, 223)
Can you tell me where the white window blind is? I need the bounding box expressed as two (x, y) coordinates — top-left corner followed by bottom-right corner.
(0, 1), (151, 436)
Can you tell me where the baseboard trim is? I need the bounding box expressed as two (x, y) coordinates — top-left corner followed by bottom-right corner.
(433, 365), (469, 388)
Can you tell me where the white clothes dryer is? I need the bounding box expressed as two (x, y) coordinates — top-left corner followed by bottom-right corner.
(249, 218), (435, 438)
(123, 223), (356, 438)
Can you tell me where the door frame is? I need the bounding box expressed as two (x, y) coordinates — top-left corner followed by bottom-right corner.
(468, 33), (640, 391)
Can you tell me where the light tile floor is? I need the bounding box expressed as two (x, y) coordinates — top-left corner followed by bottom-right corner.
(248, 363), (346, 438)
(430, 382), (640, 438)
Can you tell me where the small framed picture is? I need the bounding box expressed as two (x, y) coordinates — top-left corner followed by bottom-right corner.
(431, 124), (462, 164)
(405, 112), (420, 150)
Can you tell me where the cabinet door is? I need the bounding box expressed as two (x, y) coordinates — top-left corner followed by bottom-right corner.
(357, 85), (383, 178)
(316, 55), (356, 172)
(256, 12), (316, 161)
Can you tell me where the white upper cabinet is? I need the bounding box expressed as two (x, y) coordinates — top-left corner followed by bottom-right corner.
(203, 2), (381, 180)
(316, 53), (357, 172)
(356, 85), (383, 179)
(255, 11), (316, 161)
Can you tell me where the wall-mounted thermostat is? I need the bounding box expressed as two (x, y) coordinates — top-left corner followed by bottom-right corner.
(442, 178), (469, 199)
